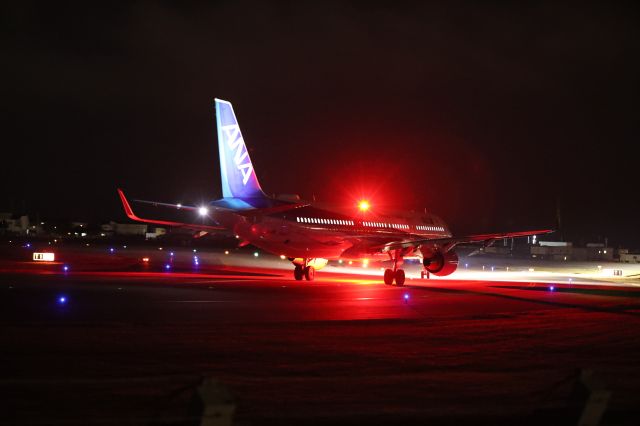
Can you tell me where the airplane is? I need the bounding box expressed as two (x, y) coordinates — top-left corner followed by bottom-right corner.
(118, 98), (552, 285)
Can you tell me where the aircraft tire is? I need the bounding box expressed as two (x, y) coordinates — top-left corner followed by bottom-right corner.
(395, 269), (405, 286)
(304, 266), (315, 281)
(294, 266), (304, 280)
(383, 269), (394, 285)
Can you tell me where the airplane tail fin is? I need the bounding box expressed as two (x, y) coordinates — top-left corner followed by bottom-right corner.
(215, 99), (266, 199)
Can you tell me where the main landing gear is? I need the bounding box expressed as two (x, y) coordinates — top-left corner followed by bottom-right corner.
(293, 259), (315, 281)
(384, 250), (406, 286)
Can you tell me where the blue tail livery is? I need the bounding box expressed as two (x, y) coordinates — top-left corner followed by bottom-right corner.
(215, 98), (266, 199)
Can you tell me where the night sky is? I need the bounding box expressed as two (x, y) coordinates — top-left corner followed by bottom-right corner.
(3, 2), (639, 247)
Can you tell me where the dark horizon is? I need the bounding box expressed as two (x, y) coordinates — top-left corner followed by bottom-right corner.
(3, 2), (639, 247)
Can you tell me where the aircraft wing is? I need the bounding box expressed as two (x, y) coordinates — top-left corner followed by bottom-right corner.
(379, 229), (554, 253)
(117, 189), (226, 231)
(118, 189), (309, 232)
(128, 196), (308, 216)
(128, 198), (200, 212)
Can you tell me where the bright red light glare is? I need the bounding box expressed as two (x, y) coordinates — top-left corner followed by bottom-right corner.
(358, 200), (370, 211)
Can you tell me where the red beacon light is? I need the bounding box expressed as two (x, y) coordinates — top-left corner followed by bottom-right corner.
(358, 200), (370, 212)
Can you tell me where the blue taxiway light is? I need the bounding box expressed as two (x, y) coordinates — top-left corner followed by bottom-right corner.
(63, 265), (69, 272)
(58, 296), (67, 304)
(164, 264), (171, 270)
(549, 286), (555, 292)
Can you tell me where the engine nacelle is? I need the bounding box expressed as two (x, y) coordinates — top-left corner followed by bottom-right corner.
(292, 258), (328, 270)
(423, 250), (458, 276)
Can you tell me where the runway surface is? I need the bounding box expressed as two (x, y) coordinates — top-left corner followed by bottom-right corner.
(2, 245), (640, 425)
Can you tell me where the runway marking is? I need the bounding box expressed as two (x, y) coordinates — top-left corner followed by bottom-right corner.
(179, 279), (264, 284)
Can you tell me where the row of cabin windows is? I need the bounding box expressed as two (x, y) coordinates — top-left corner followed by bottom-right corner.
(363, 221), (409, 229)
(296, 217), (355, 226)
(295, 217), (444, 232)
(416, 225), (445, 232)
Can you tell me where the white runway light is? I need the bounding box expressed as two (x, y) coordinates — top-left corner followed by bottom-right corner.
(198, 206), (209, 216)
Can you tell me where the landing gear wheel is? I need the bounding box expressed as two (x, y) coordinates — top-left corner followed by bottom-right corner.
(383, 269), (394, 285)
(395, 269), (405, 286)
(304, 266), (315, 281)
(294, 266), (303, 280)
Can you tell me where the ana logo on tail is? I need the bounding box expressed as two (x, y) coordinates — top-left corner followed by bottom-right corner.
(221, 124), (253, 186)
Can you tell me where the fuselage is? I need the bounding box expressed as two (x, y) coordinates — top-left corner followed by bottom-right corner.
(210, 197), (451, 260)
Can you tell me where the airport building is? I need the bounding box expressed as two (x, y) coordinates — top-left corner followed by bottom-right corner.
(531, 242), (614, 261)
(102, 221), (147, 236)
(484, 240), (619, 262)
(619, 249), (640, 263)
(101, 221), (166, 239)
(530, 241), (573, 261)
(0, 213), (35, 235)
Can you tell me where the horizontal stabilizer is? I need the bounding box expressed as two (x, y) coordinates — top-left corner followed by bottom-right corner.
(129, 198), (200, 212)
(117, 189), (225, 232)
(236, 202), (310, 216)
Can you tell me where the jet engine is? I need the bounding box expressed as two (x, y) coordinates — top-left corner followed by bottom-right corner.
(292, 258), (328, 270)
(422, 250), (458, 276)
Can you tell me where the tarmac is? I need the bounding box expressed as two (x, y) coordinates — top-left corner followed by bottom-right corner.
(2, 243), (640, 425)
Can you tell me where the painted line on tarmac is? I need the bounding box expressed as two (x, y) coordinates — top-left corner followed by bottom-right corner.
(179, 279), (264, 284)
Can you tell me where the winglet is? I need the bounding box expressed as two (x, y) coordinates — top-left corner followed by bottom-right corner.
(117, 188), (138, 221)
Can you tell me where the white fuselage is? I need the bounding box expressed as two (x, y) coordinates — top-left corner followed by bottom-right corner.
(212, 202), (451, 260)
